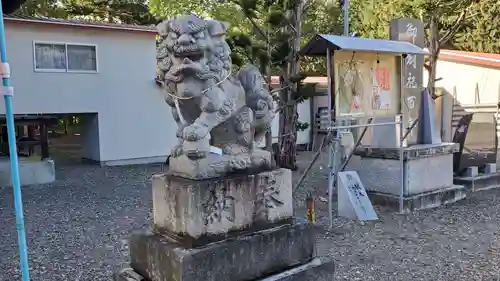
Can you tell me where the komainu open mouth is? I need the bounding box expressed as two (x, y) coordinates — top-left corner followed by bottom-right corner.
(173, 45), (204, 61)
(176, 53), (204, 61)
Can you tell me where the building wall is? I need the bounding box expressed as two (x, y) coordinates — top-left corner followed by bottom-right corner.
(424, 60), (500, 105)
(4, 23), (176, 163)
(257, 99), (312, 147)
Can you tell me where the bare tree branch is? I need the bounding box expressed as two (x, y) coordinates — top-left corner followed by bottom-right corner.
(439, 11), (467, 44)
(287, 22), (298, 34)
(301, 0), (315, 17)
(439, 2), (476, 44)
(248, 16), (269, 40)
(228, 0), (269, 41)
(423, 62), (431, 72)
(270, 84), (292, 94)
(274, 100), (297, 113)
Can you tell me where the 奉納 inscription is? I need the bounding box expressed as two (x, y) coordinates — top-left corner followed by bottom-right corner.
(202, 184), (235, 225)
(254, 174), (284, 219)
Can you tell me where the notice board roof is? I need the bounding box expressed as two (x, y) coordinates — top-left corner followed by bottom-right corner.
(300, 34), (429, 57)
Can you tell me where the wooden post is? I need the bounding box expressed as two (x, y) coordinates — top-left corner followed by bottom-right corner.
(40, 121), (49, 159)
(27, 125), (35, 156)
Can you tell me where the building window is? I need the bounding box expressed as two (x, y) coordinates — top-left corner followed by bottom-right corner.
(34, 43), (66, 71)
(67, 44), (97, 71)
(33, 42), (98, 72)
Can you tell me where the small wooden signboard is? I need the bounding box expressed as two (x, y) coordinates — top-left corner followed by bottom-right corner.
(337, 171), (378, 221)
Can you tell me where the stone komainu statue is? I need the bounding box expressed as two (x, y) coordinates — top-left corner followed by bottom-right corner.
(156, 14), (275, 179)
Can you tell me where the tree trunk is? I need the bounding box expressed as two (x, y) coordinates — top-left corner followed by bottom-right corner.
(265, 6), (274, 160)
(426, 14), (440, 99)
(277, 102), (298, 169)
(276, 0), (303, 170)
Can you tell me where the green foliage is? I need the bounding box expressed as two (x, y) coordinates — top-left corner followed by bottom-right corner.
(293, 83), (317, 102)
(229, 53), (243, 66)
(3, 0), (27, 13)
(17, 0), (157, 25)
(268, 9), (285, 26)
(150, 0), (246, 31)
(240, 0), (259, 13)
(69, 0), (158, 25)
(296, 121), (309, 131)
(271, 42), (291, 67)
(16, 0), (67, 17)
(348, 0), (500, 54)
(289, 73), (307, 83)
(300, 0), (342, 74)
(231, 33), (253, 48)
(453, 0), (500, 53)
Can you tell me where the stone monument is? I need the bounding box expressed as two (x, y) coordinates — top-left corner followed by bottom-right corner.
(114, 14), (334, 281)
(348, 18), (466, 212)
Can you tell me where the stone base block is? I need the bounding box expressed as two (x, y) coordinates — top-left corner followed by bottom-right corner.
(367, 185), (466, 213)
(465, 166), (479, 177)
(454, 172), (500, 192)
(152, 168), (293, 245)
(259, 256), (335, 281)
(0, 158), (55, 186)
(129, 218), (315, 281)
(114, 268), (145, 281)
(113, 257), (335, 281)
(115, 256), (335, 281)
(485, 163), (497, 174)
(352, 143), (458, 196)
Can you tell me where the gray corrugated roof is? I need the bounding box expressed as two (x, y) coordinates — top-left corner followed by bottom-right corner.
(3, 14), (156, 33)
(300, 34), (429, 56)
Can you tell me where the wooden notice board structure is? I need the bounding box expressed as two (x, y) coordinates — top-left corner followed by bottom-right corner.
(299, 34), (428, 224)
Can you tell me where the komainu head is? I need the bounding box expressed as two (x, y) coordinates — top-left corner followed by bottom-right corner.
(156, 14), (232, 86)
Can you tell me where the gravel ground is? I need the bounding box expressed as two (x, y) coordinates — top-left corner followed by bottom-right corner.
(1, 152), (500, 281)
(295, 152), (500, 281)
(0, 164), (159, 281)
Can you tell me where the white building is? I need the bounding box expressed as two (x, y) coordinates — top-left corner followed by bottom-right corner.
(427, 49), (500, 105)
(4, 15), (176, 166)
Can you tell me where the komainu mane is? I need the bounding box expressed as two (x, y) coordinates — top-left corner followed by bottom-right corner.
(156, 14), (275, 179)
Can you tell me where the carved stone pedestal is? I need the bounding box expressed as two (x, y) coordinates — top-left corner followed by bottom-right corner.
(114, 169), (335, 281)
(152, 168), (294, 246)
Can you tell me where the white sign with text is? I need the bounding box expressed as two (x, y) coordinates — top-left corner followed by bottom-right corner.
(337, 171), (378, 221)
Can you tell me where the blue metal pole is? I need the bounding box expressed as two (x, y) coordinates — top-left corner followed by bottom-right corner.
(0, 2), (31, 281)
